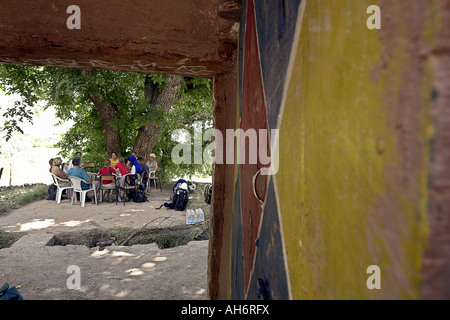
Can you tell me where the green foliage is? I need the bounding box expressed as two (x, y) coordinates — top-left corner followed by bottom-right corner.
(0, 65), (47, 138)
(153, 77), (214, 181)
(0, 64), (214, 180)
(55, 107), (107, 166)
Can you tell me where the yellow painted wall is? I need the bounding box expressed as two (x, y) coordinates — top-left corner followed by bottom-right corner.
(276, 0), (438, 299)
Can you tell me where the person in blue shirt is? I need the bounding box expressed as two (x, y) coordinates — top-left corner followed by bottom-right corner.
(127, 154), (143, 174)
(68, 157), (93, 202)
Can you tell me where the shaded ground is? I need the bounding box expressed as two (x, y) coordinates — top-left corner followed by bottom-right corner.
(1, 184), (208, 234)
(0, 183), (211, 300)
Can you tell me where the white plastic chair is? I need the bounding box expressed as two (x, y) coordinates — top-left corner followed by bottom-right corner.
(147, 168), (162, 192)
(51, 173), (73, 204)
(69, 176), (97, 207)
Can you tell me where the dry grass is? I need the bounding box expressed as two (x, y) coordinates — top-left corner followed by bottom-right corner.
(0, 184), (49, 215)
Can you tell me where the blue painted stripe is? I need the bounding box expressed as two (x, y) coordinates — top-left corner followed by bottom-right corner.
(246, 178), (289, 300)
(254, 0), (303, 131)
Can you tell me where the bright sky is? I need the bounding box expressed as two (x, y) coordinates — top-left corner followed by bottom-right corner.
(0, 93), (75, 186)
(0, 93), (74, 138)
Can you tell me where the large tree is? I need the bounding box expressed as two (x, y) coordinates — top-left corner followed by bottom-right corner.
(0, 64), (213, 179)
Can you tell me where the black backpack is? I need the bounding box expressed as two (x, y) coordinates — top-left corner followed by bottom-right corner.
(47, 184), (57, 201)
(133, 185), (148, 203)
(173, 188), (188, 211)
(162, 187), (188, 211)
(204, 184), (212, 204)
(0, 283), (23, 300)
(156, 187), (189, 211)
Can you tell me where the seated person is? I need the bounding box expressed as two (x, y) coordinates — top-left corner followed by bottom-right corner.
(109, 152), (119, 169)
(138, 157), (149, 186)
(98, 160), (116, 180)
(49, 158), (54, 173)
(115, 157), (132, 201)
(126, 159), (139, 189)
(67, 157), (93, 202)
(68, 152), (85, 170)
(51, 157), (70, 196)
(128, 154), (143, 175)
(146, 153), (158, 177)
(96, 160), (116, 203)
(115, 157), (130, 176)
(51, 157), (69, 180)
(127, 159), (136, 175)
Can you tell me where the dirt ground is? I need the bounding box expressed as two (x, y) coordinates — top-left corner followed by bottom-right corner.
(0, 185), (210, 300)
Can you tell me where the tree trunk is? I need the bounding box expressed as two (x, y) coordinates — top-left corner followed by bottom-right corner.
(89, 94), (123, 157)
(133, 74), (182, 161)
(80, 68), (123, 158)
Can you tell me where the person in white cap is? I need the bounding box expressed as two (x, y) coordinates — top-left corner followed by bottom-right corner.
(147, 153), (158, 177)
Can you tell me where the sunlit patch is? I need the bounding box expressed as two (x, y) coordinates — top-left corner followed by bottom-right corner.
(153, 256), (167, 262)
(141, 262), (156, 269)
(125, 268), (144, 276)
(20, 219), (55, 231)
(61, 219), (91, 227)
(116, 290), (129, 298)
(111, 251), (135, 257)
(91, 248), (109, 257)
(196, 289), (206, 295)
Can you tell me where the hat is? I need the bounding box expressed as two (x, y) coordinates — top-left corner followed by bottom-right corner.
(149, 153), (156, 158)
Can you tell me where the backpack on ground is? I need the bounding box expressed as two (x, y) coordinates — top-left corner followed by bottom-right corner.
(47, 184), (57, 201)
(133, 185), (148, 203)
(204, 184), (212, 204)
(160, 184), (189, 211)
(0, 283), (23, 300)
(173, 188), (188, 211)
(173, 179), (187, 192)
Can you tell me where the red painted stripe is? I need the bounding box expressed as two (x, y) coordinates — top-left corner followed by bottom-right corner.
(240, 0), (270, 296)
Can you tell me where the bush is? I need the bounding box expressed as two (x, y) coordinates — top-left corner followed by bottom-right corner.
(0, 183), (49, 214)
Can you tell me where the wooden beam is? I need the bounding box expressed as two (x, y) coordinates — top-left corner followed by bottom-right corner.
(0, 0), (240, 76)
(208, 70), (238, 300)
